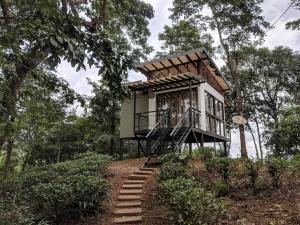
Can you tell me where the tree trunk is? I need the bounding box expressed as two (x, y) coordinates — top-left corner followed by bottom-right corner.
(22, 150), (30, 171)
(211, 8), (248, 158)
(247, 123), (259, 160)
(109, 101), (116, 156)
(273, 115), (281, 156)
(3, 64), (29, 178)
(254, 117), (263, 160)
(0, 137), (4, 152)
(3, 138), (13, 177)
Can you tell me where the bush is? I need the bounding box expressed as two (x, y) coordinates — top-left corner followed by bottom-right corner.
(244, 160), (260, 192)
(213, 180), (229, 197)
(192, 147), (214, 161)
(160, 178), (227, 225)
(0, 153), (111, 225)
(159, 152), (191, 165)
(290, 154), (300, 174)
(205, 157), (232, 184)
(156, 162), (188, 182)
(265, 157), (288, 188)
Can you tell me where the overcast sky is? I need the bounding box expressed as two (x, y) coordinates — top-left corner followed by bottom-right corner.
(57, 0), (300, 157)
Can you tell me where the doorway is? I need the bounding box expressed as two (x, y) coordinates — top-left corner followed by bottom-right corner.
(156, 88), (198, 127)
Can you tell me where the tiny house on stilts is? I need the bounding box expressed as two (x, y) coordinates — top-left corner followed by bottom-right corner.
(119, 48), (231, 164)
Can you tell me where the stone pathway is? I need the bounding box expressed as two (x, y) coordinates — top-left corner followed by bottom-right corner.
(113, 167), (156, 224)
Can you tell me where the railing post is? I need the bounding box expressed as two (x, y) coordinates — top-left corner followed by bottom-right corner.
(133, 91), (136, 131)
(189, 78), (192, 127)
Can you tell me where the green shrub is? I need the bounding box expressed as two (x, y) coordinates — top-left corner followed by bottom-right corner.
(290, 154), (300, 174)
(205, 157), (231, 184)
(0, 153), (111, 224)
(160, 178), (227, 225)
(254, 176), (268, 191)
(244, 160), (260, 192)
(159, 152), (191, 165)
(156, 162), (188, 182)
(265, 157), (288, 188)
(28, 174), (109, 222)
(192, 147), (214, 161)
(212, 180), (229, 197)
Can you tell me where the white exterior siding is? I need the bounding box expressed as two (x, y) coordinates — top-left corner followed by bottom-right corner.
(200, 82), (224, 132)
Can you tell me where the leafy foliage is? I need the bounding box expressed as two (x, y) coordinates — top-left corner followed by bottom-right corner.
(0, 153), (111, 224)
(159, 178), (227, 225)
(205, 157), (231, 184)
(157, 20), (214, 57)
(156, 162), (188, 182)
(265, 156), (288, 188)
(286, 0), (300, 30)
(191, 147), (215, 162)
(239, 47), (300, 156)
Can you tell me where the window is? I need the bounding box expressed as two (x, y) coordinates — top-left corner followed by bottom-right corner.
(205, 92), (225, 136)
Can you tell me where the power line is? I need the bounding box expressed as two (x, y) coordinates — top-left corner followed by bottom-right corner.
(254, 0), (297, 45)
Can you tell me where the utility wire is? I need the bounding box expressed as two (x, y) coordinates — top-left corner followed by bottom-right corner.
(254, 0), (297, 45)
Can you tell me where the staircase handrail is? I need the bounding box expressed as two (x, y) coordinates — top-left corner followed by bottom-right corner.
(170, 107), (191, 137)
(146, 109), (169, 138)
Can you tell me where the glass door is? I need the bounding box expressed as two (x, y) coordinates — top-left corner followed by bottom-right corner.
(156, 88), (198, 127)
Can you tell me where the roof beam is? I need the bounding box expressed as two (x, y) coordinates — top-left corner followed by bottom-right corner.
(168, 59), (183, 73)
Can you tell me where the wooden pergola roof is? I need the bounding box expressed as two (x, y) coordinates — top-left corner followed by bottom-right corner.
(127, 72), (205, 92)
(135, 48), (231, 92)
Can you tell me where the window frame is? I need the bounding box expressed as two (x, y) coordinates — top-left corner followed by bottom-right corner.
(205, 91), (225, 136)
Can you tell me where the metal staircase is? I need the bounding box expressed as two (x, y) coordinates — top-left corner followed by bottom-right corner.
(144, 107), (200, 166)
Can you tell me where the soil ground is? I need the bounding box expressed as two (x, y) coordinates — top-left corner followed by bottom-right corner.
(71, 158), (300, 225)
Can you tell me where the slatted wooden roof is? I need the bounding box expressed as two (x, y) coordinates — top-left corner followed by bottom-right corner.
(127, 72), (205, 92)
(135, 48), (231, 92)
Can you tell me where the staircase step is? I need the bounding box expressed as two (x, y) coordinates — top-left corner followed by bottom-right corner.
(122, 184), (143, 189)
(125, 180), (145, 184)
(118, 195), (142, 201)
(115, 207), (142, 216)
(134, 170), (153, 175)
(114, 216), (142, 224)
(145, 160), (162, 166)
(128, 174), (149, 180)
(115, 201), (141, 208)
(120, 189), (143, 195)
(140, 167), (155, 172)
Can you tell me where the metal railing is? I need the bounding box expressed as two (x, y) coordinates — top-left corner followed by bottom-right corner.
(170, 107), (201, 137)
(134, 110), (168, 132)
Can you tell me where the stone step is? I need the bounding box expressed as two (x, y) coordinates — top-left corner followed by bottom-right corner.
(134, 170), (153, 175)
(145, 160), (162, 167)
(122, 184), (143, 189)
(115, 207), (142, 216)
(128, 174), (149, 180)
(124, 180), (145, 184)
(115, 201), (141, 208)
(118, 195), (142, 201)
(120, 189), (143, 195)
(114, 216), (142, 224)
(140, 167), (155, 172)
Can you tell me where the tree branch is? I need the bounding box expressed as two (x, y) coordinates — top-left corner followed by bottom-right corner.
(0, 0), (11, 28)
(61, 0), (68, 13)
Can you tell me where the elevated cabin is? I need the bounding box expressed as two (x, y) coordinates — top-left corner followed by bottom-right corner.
(119, 48), (231, 160)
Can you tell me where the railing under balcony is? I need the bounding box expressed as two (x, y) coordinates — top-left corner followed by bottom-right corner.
(134, 110), (169, 132)
(134, 107), (202, 133)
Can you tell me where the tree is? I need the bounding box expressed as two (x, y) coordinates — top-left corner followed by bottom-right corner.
(0, 0), (154, 177)
(12, 69), (84, 169)
(286, 0), (300, 30)
(273, 105), (300, 156)
(241, 46), (300, 156)
(157, 20), (214, 57)
(169, 0), (269, 158)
